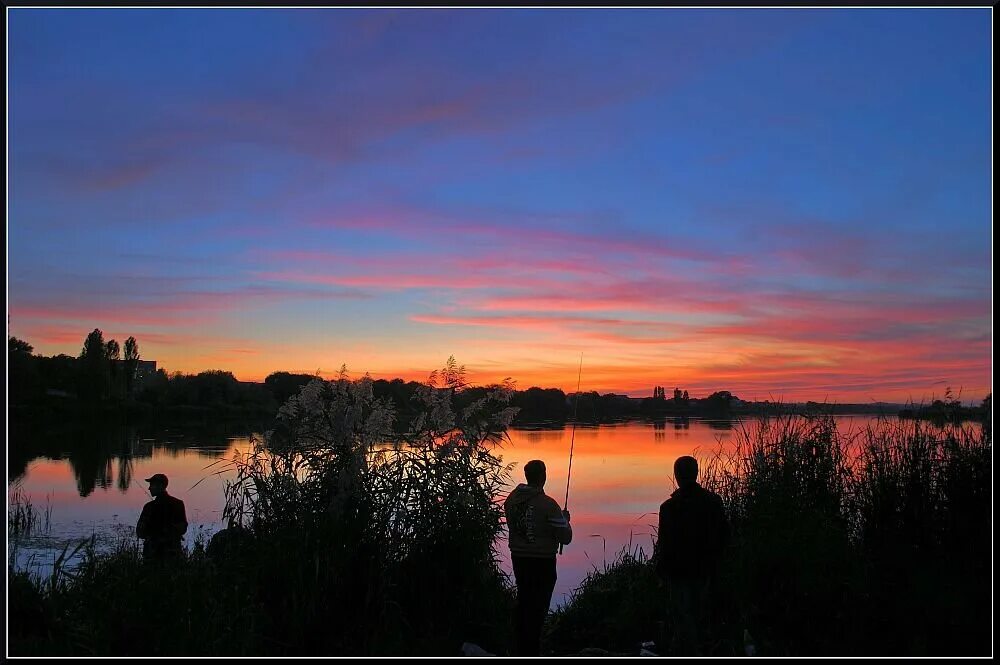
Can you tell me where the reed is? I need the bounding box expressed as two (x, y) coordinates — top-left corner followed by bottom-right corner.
(549, 414), (991, 656)
(9, 485), (39, 537)
(546, 543), (664, 655)
(8, 359), (520, 657)
(9, 403), (988, 656)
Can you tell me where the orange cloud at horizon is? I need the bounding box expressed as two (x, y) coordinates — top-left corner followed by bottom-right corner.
(15, 321), (985, 406)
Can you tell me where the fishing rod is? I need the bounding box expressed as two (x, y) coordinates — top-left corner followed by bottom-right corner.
(560, 353), (583, 556)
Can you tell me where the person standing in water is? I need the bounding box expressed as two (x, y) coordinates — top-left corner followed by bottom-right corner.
(504, 459), (573, 656)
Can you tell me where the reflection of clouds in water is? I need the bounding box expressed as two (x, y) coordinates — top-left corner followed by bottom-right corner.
(512, 430), (564, 444)
(9, 422), (255, 581)
(11, 513), (226, 581)
(11, 517), (131, 580)
(13, 418), (977, 610)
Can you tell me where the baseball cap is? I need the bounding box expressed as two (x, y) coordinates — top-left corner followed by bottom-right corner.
(144, 473), (169, 487)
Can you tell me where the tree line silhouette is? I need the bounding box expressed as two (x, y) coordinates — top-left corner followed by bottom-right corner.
(9, 330), (989, 426)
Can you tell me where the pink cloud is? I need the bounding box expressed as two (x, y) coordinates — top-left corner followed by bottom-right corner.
(9, 284), (371, 330)
(11, 323), (258, 354)
(310, 208), (715, 265)
(258, 270), (550, 291)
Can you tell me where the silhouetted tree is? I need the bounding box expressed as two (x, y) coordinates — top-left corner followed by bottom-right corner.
(105, 339), (122, 399)
(80, 329), (108, 400)
(9, 336), (33, 355)
(8, 337), (39, 402)
(36, 354), (79, 396)
(123, 336), (139, 398)
(123, 336), (139, 361)
(264, 371), (317, 406)
(704, 390), (735, 414)
(138, 368), (169, 404)
(80, 329), (105, 361)
(512, 387), (569, 423)
(372, 377), (424, 430)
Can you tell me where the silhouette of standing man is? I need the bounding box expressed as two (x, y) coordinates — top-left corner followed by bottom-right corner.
(655, 456), (729, 655)
(504, 459), (573, 656)
(136, 473), (188, 562)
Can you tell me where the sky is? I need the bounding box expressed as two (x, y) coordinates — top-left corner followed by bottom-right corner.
(7, 8), (993, 403)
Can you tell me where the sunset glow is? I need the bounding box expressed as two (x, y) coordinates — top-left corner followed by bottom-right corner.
(8, 9), (991, 403)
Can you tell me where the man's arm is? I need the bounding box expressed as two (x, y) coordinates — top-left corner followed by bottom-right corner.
(136, 504), (151, 539)
(172, 500), (188, 539)
(546, 499), (573, 545)
(655, 504), (672, 579)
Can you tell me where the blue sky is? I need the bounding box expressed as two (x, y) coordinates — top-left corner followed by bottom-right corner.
(7, 8), (992, 401)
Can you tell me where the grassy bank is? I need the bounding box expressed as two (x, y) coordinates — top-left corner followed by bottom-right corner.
(546, 414), (992, 657)
(9, 402), (991, 656)
(9, 361), (519, 656)
(10, 533), (515, 656)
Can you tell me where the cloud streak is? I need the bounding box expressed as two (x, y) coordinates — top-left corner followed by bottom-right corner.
(7, 10), (990, 402)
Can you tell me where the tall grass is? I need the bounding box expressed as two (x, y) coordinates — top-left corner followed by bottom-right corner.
(9, 485), (39, 537)
(9, 358), (520, 656)
(8, 485), (52, 537)
(546, 544), (664, 656)
(9, 532), (262, 656)
(548, 414), (991, 656)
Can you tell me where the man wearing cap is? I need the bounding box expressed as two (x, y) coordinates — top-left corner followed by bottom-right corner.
(136, 473), (188, 561)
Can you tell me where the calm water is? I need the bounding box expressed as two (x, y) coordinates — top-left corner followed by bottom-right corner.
(5, 415), (951, 608)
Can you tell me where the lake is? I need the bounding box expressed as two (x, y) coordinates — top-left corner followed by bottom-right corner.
(5, 415), (952, 609)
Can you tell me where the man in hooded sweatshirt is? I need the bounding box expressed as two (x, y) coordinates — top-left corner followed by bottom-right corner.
(655, 455), (729, 655)
(504, 459), (573, 656)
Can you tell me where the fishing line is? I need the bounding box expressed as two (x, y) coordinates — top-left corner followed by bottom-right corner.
(560, 353), (583, 555)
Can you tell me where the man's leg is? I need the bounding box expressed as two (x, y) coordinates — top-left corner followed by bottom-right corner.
(511, 557), (531, 656)
(520, 558), (547, 656)
(535, 557), (557, 654)
(669, 577), (699, 656)
(693, 576), (711, 654)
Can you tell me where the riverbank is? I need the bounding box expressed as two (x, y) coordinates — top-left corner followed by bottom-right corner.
(8, 410), (991, 656)
(10, 370), (520, 656)
(549, 414), (992, 657)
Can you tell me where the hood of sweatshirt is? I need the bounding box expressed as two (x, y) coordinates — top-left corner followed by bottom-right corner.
(505, 483), (543, 509)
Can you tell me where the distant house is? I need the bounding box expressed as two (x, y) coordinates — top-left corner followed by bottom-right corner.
(134, 360), (157, 387)
(115, 359), (157, 393)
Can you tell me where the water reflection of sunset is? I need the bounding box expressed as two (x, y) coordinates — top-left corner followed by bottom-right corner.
(8, 417), (979, 609)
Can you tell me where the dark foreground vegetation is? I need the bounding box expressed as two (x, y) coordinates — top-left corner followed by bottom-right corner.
(10, 359), (518, 656)
(8, 354), (992, 656)
(898, 389), (992, 425)
(548, 415), (992, 656)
